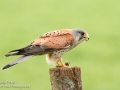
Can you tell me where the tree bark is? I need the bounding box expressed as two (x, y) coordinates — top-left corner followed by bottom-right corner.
(49, 66), (82, 90)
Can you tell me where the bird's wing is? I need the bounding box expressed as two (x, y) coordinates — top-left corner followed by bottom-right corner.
(31, 29), (74, 49)
(5, 29), (74, 57)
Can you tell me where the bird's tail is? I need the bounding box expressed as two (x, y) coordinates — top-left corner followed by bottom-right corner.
(2, 55), (33, 70)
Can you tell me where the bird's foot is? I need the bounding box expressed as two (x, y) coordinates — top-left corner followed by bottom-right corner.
(56, 61), (70, 68)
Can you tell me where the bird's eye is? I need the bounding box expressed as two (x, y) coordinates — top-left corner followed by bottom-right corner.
(81, 33), (84, 35)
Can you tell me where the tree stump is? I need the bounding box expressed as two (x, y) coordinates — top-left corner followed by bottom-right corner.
(49, 66), (82, 90)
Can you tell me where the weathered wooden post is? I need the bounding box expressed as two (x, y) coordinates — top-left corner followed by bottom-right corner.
(49, 66), (82, 90)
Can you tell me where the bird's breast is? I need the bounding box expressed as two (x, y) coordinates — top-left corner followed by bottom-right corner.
(46, 48), (70, 64)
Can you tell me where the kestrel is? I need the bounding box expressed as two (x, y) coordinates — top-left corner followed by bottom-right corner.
(2, 29), (89, 70)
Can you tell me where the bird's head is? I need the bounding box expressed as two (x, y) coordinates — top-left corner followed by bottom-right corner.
(71, 29), (89, 44)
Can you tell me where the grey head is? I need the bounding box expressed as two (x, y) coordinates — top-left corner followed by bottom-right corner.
(71, 28), (89, 44)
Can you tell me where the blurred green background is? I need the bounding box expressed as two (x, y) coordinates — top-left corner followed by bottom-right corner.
(0, 0), (120, 90)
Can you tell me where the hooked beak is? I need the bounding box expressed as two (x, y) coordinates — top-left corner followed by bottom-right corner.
(83, 33), (89, 41)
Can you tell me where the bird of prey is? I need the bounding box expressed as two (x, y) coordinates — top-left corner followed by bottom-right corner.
(2, 29), (89, 70)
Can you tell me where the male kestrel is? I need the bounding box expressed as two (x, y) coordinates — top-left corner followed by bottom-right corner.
(2, 29), (89, 70)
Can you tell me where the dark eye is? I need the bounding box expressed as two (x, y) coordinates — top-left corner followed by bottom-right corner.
(81, 33), (84, 35)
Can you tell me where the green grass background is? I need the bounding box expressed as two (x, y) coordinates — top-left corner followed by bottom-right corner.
(0, 0), (120, 90)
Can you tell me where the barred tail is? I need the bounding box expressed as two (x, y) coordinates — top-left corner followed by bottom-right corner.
(2, 55), (33, 70)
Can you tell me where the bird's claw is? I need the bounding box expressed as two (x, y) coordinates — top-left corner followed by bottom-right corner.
(56, 61), (70, 68)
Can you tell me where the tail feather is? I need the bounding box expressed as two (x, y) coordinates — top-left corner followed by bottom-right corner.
(2, 55), (33, 70)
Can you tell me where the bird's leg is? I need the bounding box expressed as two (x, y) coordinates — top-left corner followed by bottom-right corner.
(56, 60), (69, 67)
(56, 61), (61, 67)
(60, 60), (68, 67)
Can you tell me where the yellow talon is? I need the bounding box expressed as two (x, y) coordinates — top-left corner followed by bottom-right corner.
(56, 60), (69, 68)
